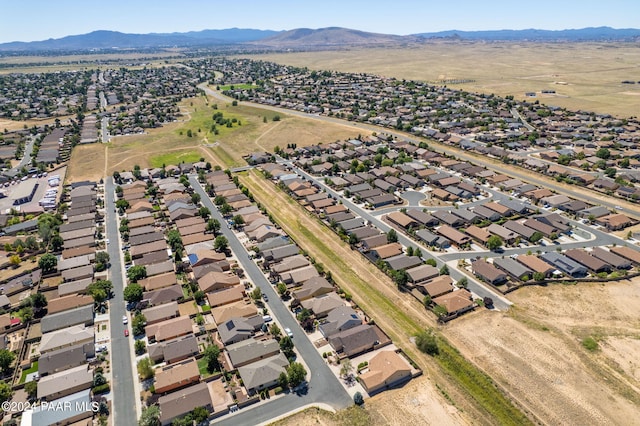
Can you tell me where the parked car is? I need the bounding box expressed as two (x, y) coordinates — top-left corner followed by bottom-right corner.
(122, 315), (128, 324)
(285, 327), (293, 338)
(124, 329), (129, 337)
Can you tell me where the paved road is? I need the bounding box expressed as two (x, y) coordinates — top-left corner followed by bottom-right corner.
(105, 177), (138, 425)
(4, 135), (37, 177)
(189, 177), (352, 426)
(287, 164), (512, 309)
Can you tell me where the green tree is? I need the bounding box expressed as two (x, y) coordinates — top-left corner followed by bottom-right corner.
(270, 323), (282, 339)
(166, 230), (183, 252)
(219, 203), (232, 215)
(0, 349), (15, 374)
(354, 391), (364, 405)
(135, 339), (146, 355)
(529, 232), (543, 243)
(24, 380), (37, 399)
(95, 251), (110, 272)
(533, 272), (546, 281)
(486, 235), (503, 251)
(250, 287), (262, 301)
(456, 277), (468, 288)
(132, 313), (146, 336)
(137, 358), (154, 380)
(9, 254), (21, 267)
(286, 362), (307, 387)
(50, 234), (64, 252)
(423, 294), (432, 307)
(276, 282), (287, 296)
(439, 264), (449, 275)
(386, 229), (398, 243)
(425, 258), (437, 267)
(279, 335), (295, 358)
(123, 283), (144, 303)
(38, 253), (57, 274)
(206, 218), (221, 234)
(340, 359), (353, 378)
(278, 371), (289, 389)
(138, 405), (161, 426)
(203, 344), (221, 373)
(191, 406), (209, 424)
(392, 269), (409, 288)
(415, 329), (439, 355)
(232, 214), (245, 227)
(596, 148), (611, 159)
(214, 235), (228, 252)
(0, 380), (12, 404)
(127, 265), (147, 282)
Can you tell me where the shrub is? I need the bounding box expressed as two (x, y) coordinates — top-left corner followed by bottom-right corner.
(582, 337), (599, 352)
(92, 383), (111, 394)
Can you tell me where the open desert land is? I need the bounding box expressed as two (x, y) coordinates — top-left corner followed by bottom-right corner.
(66, 95), (362, 182)
(247, 42), (640, 118)
(445, 280), (640, 426)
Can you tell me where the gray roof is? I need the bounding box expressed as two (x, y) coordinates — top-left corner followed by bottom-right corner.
(41, 305), (94, 334)
(226, 338), (280, 368)
(385, 254), (423, 271)
(218, 316), (264, 345)
(149, 334), (199, 364)
(30, 389), (93, 426)
(237, 353), (288, 392)
(328, 324), (379, 357)
(318, 305), (362, 337)
(540, 252), (587, 277)
(337, 217), (366, 231)
(493, 257), (532, 279)
(256, 236), (291, 252)
(263, 244), (299, 261)
(38, 342), (93, 376)
(451, 208), (480, 223)
(590, 247), (631, 269)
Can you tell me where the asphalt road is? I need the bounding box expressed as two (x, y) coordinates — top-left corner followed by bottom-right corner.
(105, 177), (138, 425)
(189, 177), (352, 426)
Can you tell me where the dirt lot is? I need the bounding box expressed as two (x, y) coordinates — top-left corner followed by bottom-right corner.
(248, 42), (640, 118)
(270, 375), (464, 426)
(445, 280), (640, 425)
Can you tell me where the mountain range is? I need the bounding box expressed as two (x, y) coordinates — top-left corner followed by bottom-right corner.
(0, 26), (638, 52)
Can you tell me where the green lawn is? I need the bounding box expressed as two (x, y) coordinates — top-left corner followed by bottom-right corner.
(19, 361), (38, 384)
(149, 151), (202, 168)
(218, 83), (254, 90)
(197, 357), (214, 378)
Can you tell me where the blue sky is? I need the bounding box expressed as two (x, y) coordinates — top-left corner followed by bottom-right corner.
(1, 0), (638, 43)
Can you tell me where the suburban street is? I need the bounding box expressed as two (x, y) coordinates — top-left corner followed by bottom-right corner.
(190, 177), (353, 426)
(105, 177), (138, 425)
(288, 164), (513, 309)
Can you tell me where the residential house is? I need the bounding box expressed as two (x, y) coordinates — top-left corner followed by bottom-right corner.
(359, 350), (412, 395)
(493, 257), (533, 280)
(432, 289), (475, 316)
(145, 316), (193, 343)
(540, 252), (587, 277)
(154, 357), (200, 394)
(318, 305), (362, 338)
(237, 353), (289, 395)
(515, 255), (555, 277)
(328, 324), (379, 357)
(218, 316), (264, 346)
(158, 382), (212, 426)
(472, 259), (507, 284)
(300, 292), (345, 318)
(37, 364), (93, 401)
(564, 249), (612, 273)
(591, 247), (631, 269)
(226, 338), (280, 369)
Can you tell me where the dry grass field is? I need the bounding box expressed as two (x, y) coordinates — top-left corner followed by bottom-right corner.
(247, 42), (640, 118)
(445, 280), (640, 425)
(67, 93), (362, 182)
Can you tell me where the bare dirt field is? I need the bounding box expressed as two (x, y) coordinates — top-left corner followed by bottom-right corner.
(445, 280), (640, 426)
(269, 375), (463, 426)
(247, 42), (640, 118)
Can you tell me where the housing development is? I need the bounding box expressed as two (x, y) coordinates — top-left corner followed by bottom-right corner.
(0, 34), (639, 426)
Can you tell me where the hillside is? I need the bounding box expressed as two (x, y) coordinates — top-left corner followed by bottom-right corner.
(414, 26), (640, 41)
(254, 27), (421, 47)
